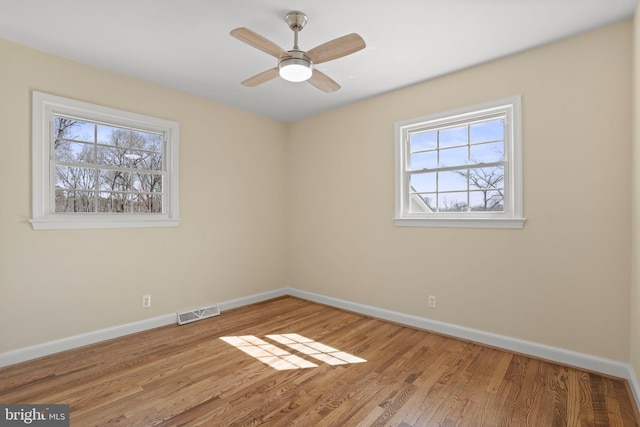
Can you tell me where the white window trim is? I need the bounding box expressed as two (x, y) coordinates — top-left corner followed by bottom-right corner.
(394, 96), (525, 229)
(30, 91), (180, 230)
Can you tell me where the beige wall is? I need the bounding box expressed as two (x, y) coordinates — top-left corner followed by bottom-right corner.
(0, 38), (289, 352)
(0, 20), (634, 364)
(289, 21), (632, 361)
(632, 10), (640, 379)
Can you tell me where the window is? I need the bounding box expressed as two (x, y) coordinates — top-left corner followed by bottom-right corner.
(31, 91), (179, 230)
(394, 96), (524, 228)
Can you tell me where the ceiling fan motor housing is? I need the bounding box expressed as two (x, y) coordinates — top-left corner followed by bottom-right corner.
(279, 50), (313, 82)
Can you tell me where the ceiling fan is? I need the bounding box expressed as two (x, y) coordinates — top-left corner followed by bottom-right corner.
(230, 11), (365, 93)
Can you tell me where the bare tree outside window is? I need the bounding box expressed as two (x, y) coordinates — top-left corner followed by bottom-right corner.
(408, 120), (505, 213)
(53, 116), (164, 214)
(466, 166), (504, 211)
(395, 96), (523, 228)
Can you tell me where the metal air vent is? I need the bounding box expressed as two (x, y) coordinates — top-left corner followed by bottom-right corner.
(177, 304), (220, 325)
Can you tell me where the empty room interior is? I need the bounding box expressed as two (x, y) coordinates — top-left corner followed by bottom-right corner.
(3, 0), (640, 425)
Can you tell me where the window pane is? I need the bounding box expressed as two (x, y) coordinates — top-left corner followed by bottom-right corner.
(470, 119), (504, 143)
(150, 194), (162, 213)
(410, 131), (437, 151)
(130, 131), (162, 152)
(132, 173), (163, 193)
(467, 166), (504, 190)
(409, 173), (436, 193)
(438, 170), (468, 192)
(55, 141), (95, 163)
(470, 190), (504, 211)
(438, 192), (468, 212)
(97, 146), (127, 167)
(126, 150), (163, 171)
(101, 127), (132, 147)
(123, 150), (145, 168)
(132, 194), (162, 213)
(470, 141), (504, 164)
(410, 151), (437, 170)
(439, 125), (468, 148)
(54, 190), (96, 212)
(99, 170), (129, 191)
(54, 189), (72, 212)
(55, 117), (94, 143)
(98, 124), (128, 146)
(140, 133), (163, 153)
(97, 192), (128, 213)
(55, 166), (96, 190)
(409, 194), (435, 212)
(439, 146), (468, 168)
(142, 151), (163, 171)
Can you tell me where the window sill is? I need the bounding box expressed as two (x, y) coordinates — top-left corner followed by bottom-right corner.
(393, 217), (526, 229)
(29, 216), (180, 230)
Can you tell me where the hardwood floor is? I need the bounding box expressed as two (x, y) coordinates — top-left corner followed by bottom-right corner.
(1, 296), (638, 426)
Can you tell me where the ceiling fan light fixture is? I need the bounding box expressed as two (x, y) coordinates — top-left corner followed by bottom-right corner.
(230, 10), (365, 91)
(279, 57), (313, 82)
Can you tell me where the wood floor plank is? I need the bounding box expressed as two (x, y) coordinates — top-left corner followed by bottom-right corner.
(0, 296), (638, 426)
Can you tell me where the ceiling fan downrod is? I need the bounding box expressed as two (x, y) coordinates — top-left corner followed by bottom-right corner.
(285, 11), (308, 51)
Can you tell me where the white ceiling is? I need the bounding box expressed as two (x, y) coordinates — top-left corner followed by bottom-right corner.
(0, 0), (636, 122)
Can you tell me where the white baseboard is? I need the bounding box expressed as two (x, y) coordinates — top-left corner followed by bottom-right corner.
(0, 313), (176, 368)
(0, 288), (288, 368)
(2, 286), (639, 411)
(285, 287), (640, 409)
(628, 366), (640, 410)
(217, 288), (290, 311)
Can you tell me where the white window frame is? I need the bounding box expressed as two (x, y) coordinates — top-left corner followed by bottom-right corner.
(394, 96), (525, 229)
(30, 91), (180, 230)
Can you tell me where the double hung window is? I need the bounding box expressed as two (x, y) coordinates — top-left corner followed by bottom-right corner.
(31, 92), (180, 230)
(394, 96), (524, 228)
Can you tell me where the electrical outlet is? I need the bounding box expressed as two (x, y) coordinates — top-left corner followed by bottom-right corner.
(142, 294), (151, 309)
(428, 295), (437, 308)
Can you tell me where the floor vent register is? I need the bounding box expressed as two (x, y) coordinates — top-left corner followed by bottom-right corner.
(177, 304), (220, 325)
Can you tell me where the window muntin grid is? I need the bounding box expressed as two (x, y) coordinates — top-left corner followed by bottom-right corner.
(52, 115), (165, 214)
(407, 116), (506, 213)
(394, 96), (523, 228)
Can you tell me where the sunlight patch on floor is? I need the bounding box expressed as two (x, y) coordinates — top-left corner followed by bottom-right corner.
(220, 333), (366, 370)
(220, 335), (317, 370)
(266, 333), (367, 365)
